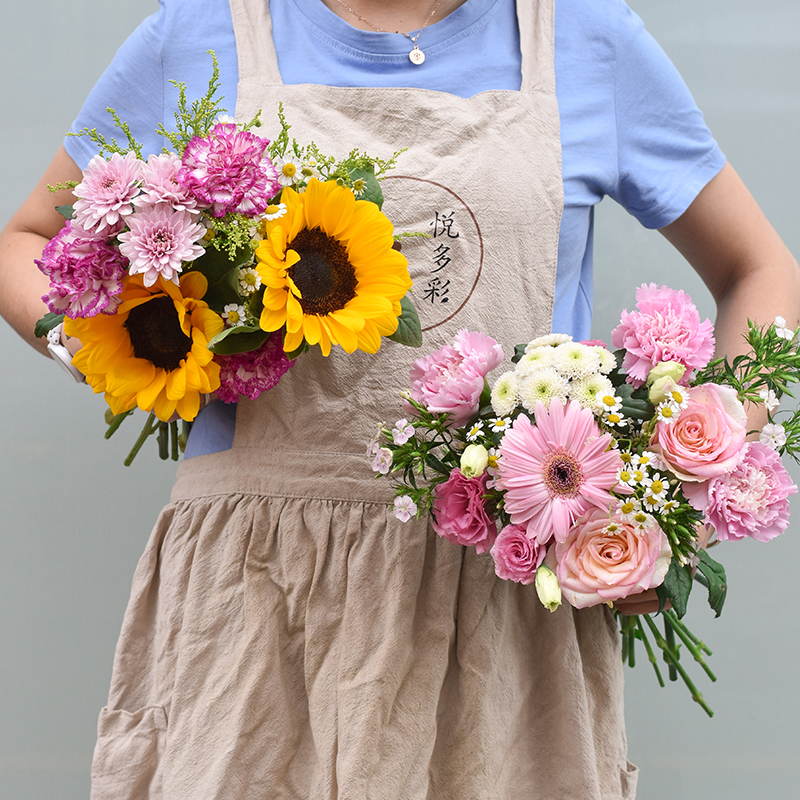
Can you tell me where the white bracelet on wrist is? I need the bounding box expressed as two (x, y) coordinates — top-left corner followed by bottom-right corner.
(46, 322), (86, 384)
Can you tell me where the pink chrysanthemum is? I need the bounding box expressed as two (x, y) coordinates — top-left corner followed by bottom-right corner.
(178, 123), (281, 217)
(495, 400), (628, 545)
(683, 441), (797, 542)
(216, 334), (294, 403)
(134, 152), (198, 212)
(72, 151), (143, 236)
(610, 283), (715, 387)
(36, 220), (127, 317)
(118, 205), (206, 286)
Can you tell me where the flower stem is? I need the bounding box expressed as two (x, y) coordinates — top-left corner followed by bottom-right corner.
(663, 611), (717, 682)
(635, 616), (665, 687)
(170, 421), (180, 461)
(104, 410), (134, 439)
(124, 413), (161, 466)
(158, 422), (169, 460)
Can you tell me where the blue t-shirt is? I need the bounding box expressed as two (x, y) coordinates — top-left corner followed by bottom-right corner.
(65, 0), (725, 457)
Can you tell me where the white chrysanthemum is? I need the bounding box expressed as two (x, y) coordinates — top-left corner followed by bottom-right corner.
(551, 342), (602, 379)
(238, 267), (262, 295)
(518, 367), (570, 413)
(491, 371), (520, 417)
(568, 374), (615, 414)
(515, 346), (554, 376)
(593, 346), (617, 374)
(524, 333), (572, 352)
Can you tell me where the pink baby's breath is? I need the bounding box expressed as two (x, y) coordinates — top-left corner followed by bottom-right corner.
(216, 334), (294, 403)
(118, 205), (206, 286)
(36, 220), (127, 317)
(178, 123), (281, 217)
(611, 283), (715, 387)
(72, 151), (142, 236)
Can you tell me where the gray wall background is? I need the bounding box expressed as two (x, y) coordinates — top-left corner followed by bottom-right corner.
(1, 1), (797, 797)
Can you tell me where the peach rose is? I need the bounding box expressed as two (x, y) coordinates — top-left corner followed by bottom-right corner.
(549, 509), (671, 608)
(651, 383), (747, 481)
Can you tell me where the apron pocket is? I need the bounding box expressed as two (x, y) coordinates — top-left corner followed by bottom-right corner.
(620, 760), (639, 799)
(91, 705), (168, 800)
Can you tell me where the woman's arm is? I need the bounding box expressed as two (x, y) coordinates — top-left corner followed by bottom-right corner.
(614, 161), (800, 616)
(0, 146), (83, 355)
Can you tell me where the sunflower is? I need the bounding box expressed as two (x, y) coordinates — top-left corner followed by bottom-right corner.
(65, 272), (223, 421)
(255, 178), (412, 356)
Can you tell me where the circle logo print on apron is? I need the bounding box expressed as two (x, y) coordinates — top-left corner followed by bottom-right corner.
(382, 176), (483, 331)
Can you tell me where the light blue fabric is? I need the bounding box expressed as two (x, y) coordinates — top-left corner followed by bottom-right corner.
(64, 0), (725, 458)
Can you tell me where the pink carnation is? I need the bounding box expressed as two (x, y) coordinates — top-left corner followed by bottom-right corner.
(72, 151), (142, 236)
(490, 524), (546, 584)
(683, 441), (797, 542)
(36, 220), (127, 317)
(408, 330), (504, 427)
(216, 334), (294, 403)
(551, 508), (671, 608)
(611, 283), (715, 387)
(432, 468), (497, 554)
(652, 383), (747, 481)
(178, 123), (281, 217)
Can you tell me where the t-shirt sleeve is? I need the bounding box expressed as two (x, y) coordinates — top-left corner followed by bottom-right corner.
(65, 2), (167, 169)
(607, 1), (726, 229)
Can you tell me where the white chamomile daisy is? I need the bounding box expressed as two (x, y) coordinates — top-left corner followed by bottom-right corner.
(264, 202), (287, 221)
(631, 450), (659, 470)
(491, 371), (521, 417)
(660, 499), (679, 514)
(489, 417), (512, 433)
(301, 157), (321, 180)
(524, 333), (572, 352)
(656, 400), (681, 424)
(552, 342), (601, 379)
(616, 497), (642, 522)
(216, 114), (237, 125)
(351, 178), (366, 197)
(665, 385), (689, 409)
(238, 267), (262, 295)
(600, 394), (622, 413)
(641, 472), (669, 509)
(222, 303), (247, 327)
(603, 409), (627, 427)
(466, 421), (484, 441)
(276, 157), (302, 186)
(569, 374), (615, 415)
(515, 347), (554, 376)
(518, 368), (570, 413)
(486, 447), (500, 475)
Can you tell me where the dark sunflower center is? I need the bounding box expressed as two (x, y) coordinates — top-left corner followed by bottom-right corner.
(287, 228), (357, 315)
(543, 448), (583, 497)
(124, 295), (192, 372)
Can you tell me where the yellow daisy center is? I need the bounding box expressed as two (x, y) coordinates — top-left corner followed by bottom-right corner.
(282, 163), (297, 178)
(287, 228), (357, 316)
(124, 295), (191, 372)
(651, 480), (664, 494)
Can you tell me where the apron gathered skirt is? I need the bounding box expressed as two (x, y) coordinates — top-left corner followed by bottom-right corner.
(90, 1), (638, 797)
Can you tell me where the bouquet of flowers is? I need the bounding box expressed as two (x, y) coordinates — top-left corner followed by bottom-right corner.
(370, 284), (800, 715)
(35, 55), (421, 464)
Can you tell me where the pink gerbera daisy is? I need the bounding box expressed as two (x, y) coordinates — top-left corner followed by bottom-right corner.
(495, 400), (628, 545)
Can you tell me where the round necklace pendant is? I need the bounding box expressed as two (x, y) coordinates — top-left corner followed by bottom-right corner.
(409, 46), (425, 65)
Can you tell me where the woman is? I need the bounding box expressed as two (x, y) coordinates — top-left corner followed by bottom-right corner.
(1, 1), (798, 797)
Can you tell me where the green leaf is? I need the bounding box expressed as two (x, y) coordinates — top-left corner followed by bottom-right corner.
(512, 343), (527, 364)
(349, 165), (383, 209)
(660, 559), (693, 618)
(616, 382), (653, 421)
(696, 550), (727, 617)
(34, 312), (65, 339)
(192, 244), (253, 310)
(388, 294), (422, 348)
(55, 204), (75, 220)
(206, 325), (270, 355)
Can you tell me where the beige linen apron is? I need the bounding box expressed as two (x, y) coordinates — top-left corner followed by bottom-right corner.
(90, 1), (638, 798)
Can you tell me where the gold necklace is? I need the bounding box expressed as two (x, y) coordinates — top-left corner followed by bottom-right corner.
(330, 0), (445, 65)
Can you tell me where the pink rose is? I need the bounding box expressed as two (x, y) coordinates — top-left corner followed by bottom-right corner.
(490, 524), (546, 584)
(432, 468), (497, 553)
(611, 283), (715, 387)
(683, 441), (797, 542)
(550, 509), (671, 608)
(652, 383), (747, 481)
(408, 330), (503, 427)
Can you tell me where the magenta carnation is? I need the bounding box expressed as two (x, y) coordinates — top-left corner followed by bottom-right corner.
(408, 330), (504, 427)
(216, 334), (294, 403)
(72, 151), (142, 236)
(611, 283), (715, 387)
(683, 441), (797, 542)
(490, 524), (546, 584)
(431, 469), (497, 554)
(118, 205), (206, 286)
(494, 400), (628, 545)
(36, 220), (127, 317)
(178, 123), (281, 217)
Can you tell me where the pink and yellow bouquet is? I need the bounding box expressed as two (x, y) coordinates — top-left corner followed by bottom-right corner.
(371, 284), (800, 714)
(35, 56), (420, 463)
